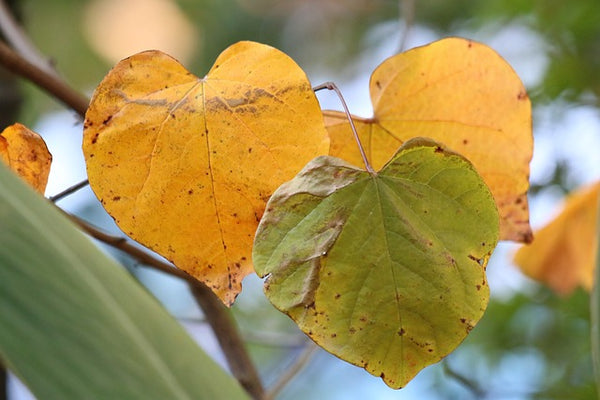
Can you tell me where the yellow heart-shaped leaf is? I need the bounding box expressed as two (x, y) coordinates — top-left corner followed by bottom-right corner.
(326, 38), (533, 243)
(83, 41), (329, 305)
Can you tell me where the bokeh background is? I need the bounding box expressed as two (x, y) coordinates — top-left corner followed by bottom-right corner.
(2, 0), (600, 398)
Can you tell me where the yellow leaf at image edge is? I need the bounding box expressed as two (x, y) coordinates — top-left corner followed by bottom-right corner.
(0, 123), (52, 194)
(83, 41), (329, 305)
(514, 182), (599, 294)
(326, 37), (533, 243)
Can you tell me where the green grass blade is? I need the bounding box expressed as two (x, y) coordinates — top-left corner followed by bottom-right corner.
(0, 163), (249, 400)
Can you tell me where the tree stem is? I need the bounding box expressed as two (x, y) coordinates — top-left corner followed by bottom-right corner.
(0, 0), (57, 77)
(313, 82), (375, 174)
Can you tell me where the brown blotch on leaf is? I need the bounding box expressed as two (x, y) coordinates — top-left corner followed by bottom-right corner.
(517, 90), (528, 100)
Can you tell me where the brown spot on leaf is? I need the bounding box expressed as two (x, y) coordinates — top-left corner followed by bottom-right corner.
(517, 90), (528, 100)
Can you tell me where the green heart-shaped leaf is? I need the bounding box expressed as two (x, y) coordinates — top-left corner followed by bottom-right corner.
(253, 138), (499, 388)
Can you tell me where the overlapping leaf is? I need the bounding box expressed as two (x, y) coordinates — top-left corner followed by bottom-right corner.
(83, 41), (329, 305)
(325, 37), (532, 243)
(253, 138), (499, 388)
(0, 123), (52, 193)
(514, 182), (599, 294)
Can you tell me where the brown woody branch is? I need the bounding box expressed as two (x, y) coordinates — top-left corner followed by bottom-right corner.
(0, 40), (88, 117)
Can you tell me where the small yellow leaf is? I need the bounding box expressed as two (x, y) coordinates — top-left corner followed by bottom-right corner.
(83, 41), (329, 305)
(514, 182), (599, 295)
(0, 123), (52, 194)
(326, 38), (533, 243)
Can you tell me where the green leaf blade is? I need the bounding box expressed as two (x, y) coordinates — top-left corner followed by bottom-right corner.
(253, 138), (499, 389)
(0, 163), (249, 400)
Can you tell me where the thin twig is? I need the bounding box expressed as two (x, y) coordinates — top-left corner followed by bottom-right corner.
(313, 82), (375, 174)
(0, 40), (88, 117)
(67, 213), (265, 399)
(442, 361), (485, 398)
(265, 342), (318, 400)
(49, 179), (89, 203)
(398, 0), (415, 52)
(190, 285), (265, 400)
(0, 0), (57, 77)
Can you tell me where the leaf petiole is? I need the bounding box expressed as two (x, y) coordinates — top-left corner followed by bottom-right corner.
(313, 82), (375, 174)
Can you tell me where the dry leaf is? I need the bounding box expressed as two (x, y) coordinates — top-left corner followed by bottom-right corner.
(514, 182), (599, 294)
(83, 41), (329, 305)
(326, 37), (533, 243)
(0, 123), (52, 193)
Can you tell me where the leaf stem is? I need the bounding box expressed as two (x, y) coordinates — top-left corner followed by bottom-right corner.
(67, 213), (265, 399)
(313, 82), (375, 174)
(49, 179), (89, 203)
(0, 40), (88, 117)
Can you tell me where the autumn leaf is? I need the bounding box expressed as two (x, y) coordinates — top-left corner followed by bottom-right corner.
(514, 182), (599, 295)
(83, 41), (330, 305)
(325, 37), (532, 243)
(253, 138), (499, 389)
(0, 123), (52, 194)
